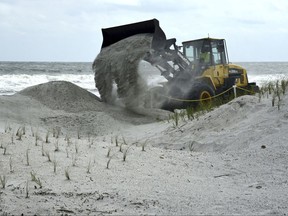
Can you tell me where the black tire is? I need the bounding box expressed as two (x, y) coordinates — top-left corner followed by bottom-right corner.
(186, 81), (215, 108)
(162, 85), (187, 111)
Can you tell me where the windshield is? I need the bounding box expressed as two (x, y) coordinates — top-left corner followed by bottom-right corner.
(183, 39), (227, 66)
(211, 41), (227, 65)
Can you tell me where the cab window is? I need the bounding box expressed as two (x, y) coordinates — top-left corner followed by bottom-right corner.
(184, 45), (194, 61)
(211, 42), (221, 64)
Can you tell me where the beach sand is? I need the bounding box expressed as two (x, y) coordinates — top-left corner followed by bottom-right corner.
(0, 81), (288, 215)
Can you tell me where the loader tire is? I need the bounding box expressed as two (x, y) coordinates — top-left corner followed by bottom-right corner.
(187, 82), (215, 108)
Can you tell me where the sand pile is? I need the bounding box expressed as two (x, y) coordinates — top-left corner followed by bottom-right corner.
(18, 81), (103, 113)
(93, 34), (153, 108)
(2, 81), (166, 136)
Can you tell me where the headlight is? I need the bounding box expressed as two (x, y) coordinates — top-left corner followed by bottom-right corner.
(229, 68), (243, 75)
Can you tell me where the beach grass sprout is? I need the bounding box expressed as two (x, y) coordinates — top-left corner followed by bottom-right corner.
(9, 156), (13, 173)
(141, 140), (148, 151)
(188, 141), (195, 151)
(87, 160), (92, 174)
(45, 130), (50, 143)
(71, 154), (77, 166)
(119, 143), (124, 152)
(0, 175), (7, 189)
(123, 145), (133, 162)
(41, 142), (45, 156)
(30, 171), (42, 188)
(35, 134), (40, 146)
(45, 151), (51, 162)
(107, 147), (112, 158)
(26, 149), (30, 166)
(16, 126), (24, 141)
(65, 167), (70, 180)
(75, 142), (79, 154)
(77, 128), (81, 139)
(66, 147), (69, 158)
(106, 157), (112, 169)
(53, 126), (61, 138)
(3, 145), (7, 155)
(115, 135), (119, 147)
(25, 180), (29, 198)
(54, 140), (60, 152)
(53, 158), (57, 173)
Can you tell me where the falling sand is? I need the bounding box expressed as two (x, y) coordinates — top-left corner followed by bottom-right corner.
(93, 34), (153, 108)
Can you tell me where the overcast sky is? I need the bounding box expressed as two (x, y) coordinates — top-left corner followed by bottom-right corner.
(0, 0), (287, 62)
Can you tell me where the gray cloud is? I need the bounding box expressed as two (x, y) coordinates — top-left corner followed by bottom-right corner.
(0, 0), (287, 61)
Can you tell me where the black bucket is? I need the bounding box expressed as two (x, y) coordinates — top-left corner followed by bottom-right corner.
(101, 18), (167, 50)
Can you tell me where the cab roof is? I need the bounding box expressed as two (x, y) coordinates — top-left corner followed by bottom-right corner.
(182, 37), (225, 44)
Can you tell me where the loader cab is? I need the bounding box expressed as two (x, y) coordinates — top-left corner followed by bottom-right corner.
(182, 38), (228, 74)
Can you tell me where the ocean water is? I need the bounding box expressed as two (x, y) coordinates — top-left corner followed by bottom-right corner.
(0, 61), (287, 96)
(0, 62), (95, 96)
(237, 62), (288, 85)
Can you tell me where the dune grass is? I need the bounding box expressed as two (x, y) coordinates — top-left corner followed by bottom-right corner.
(45, 130), (50, 143)
(26, 149), (30, 166)
(106, 147), (112, 158)
(25, 180), (29, 198)
(77, 128), (81, 140)
(259, 78), (288, 110)
(71, 154), (77, 167)
(75, 142), (79, 154)
(54, 140), (60, 152)
(86, 160), (92, 174)
(123, 146), (130, 162)
(65, 167), (71, 180)
(35, 134), (40, 146)
(3, 144), (7, 155)
(188, 141), (195, 151)
(53, 158), (57, 173)
(141, 140), (148, 151)
(30, 171), (42, 188)
(52, 126), (61, 139)
(0, 175), (7, 189)
(9, 156), (13, 173)
(0, 120), (165, 195)
(16, 126), (25, 141)
(168, 78), (288, 127)
(41, 142), (45, 156)
(106, 157), (112, 169)
(45, 151), (51, 162)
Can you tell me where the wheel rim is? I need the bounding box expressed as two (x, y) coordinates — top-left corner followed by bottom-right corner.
(200, 90), (212, 106)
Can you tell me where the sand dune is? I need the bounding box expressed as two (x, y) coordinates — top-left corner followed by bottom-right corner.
(18, 81), (103, 113)
(0, 81), (288, 215)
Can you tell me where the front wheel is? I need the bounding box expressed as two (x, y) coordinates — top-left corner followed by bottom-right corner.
(187, 82), (215, 108)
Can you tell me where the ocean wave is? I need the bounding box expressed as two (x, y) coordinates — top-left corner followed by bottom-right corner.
(0, 73), (96, 95)
(1, 62), (288, 97)
(248, 73), (288, 86)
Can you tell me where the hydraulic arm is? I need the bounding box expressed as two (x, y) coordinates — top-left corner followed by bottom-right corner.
(101, 18), (191, 81)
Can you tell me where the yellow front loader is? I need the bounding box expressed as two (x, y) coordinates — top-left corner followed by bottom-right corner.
(96, 19), (259, 110)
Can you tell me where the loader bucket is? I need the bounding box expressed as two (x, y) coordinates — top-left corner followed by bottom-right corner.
(101, 18), (167, 50)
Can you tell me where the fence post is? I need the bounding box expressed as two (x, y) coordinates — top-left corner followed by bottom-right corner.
(233, 85), (237, 98)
